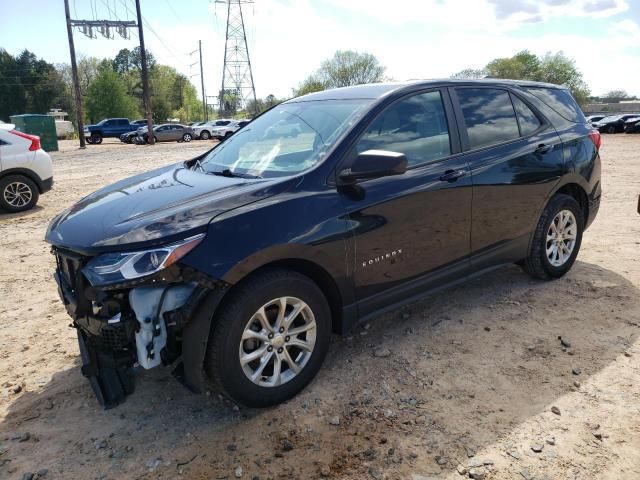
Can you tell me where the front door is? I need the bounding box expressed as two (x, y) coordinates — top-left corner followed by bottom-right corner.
(338, 89), (472, 316)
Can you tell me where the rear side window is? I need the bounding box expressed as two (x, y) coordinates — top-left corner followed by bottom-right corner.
(511, 95), (541, 136)
(356, 90), (451, 167)
(456, 88), (520, 150)
(525, 87), (585, 123)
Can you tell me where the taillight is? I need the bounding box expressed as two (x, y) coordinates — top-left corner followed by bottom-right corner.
(588, 130), (601, 150)
(10, 130), (41, 151)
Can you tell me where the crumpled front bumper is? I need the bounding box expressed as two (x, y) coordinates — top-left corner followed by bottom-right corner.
(51, 247), (226, 409)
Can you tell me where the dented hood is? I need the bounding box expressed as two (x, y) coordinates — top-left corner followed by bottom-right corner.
(45, 163), (290, 254)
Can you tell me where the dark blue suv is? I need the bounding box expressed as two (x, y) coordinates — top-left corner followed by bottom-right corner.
(47, 79), (601, 408)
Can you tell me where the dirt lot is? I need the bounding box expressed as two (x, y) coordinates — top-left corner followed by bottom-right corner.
(1, 136), (639, 480)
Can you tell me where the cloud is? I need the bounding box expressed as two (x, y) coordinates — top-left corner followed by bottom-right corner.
(485, 0), (627, 22)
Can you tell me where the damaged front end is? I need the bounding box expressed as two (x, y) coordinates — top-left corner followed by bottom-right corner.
(51, 234), (228, 409)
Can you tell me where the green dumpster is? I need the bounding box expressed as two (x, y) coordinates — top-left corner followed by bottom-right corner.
(9, 114), (59, 152)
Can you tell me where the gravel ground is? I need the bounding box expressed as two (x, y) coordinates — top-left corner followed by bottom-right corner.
(0, 136), (639, 480)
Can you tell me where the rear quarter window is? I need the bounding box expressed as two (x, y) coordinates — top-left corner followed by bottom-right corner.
(525, 87), (586, 124)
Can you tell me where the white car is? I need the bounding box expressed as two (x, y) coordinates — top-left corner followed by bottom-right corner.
(0, 124), (53, 212)
(210, 119), (251, 140)
(193, 119), (234, 140)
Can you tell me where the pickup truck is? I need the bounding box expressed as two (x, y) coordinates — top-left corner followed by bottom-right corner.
(84, 118), (147, 144)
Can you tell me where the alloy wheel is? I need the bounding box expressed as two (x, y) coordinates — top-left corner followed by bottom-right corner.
(546, 209), (577, 267)
(239, 296), (317, 387)
(3, 181), (33, 208)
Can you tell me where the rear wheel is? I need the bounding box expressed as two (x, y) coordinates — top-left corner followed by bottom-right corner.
(205, 269), (331, 407)
(0, 175), (39, 212)
(521, 194), (583, 280)
(182, 133), (193, 142)
(90, 133), (103, 144)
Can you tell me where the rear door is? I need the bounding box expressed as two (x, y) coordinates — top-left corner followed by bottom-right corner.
(450, 86), (565, 270)
(339, 89), (473, 314)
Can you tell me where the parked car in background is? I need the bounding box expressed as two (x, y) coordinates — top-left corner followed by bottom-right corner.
(120, 124), (152, 144)
(131, 119), (148, 127)
(138, 124), (194, 143)
(624, 117), (640, 133)
(586, 114), (605, 124)
(210, 119), (251, 139)
(46, 79), (601, 409)
(592, 114), (640, 133)
(0, 123), (53, 212)
(194, 119), (234, 140)
(84, 118), (141, 144)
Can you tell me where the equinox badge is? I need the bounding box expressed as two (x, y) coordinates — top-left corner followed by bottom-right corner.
(362, 249), (403, 268)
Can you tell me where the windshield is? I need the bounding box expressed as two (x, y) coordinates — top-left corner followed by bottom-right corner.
(197, 99), (371, 178)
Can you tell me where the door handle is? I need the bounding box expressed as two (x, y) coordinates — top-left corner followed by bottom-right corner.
(535, 143), (553, 154)
(439, 169), (466, 182)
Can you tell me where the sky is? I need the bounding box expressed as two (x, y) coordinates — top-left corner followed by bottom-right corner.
(1, 0), (639, 101)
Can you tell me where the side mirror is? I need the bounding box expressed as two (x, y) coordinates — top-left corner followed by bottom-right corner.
(339, 150), (407, 184)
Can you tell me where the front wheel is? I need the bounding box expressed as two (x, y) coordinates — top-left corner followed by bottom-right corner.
(521, 194), (583, 280)
(90, 133), (103, 144)
(205, 269), (331, 407)
(200, 130), (210, 140)
(606, 125), (616, 134)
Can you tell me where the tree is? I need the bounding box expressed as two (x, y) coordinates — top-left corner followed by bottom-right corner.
(535, 52), (590, 105)
(245, 94), (283, 117)
(462, 50), (592, 105)
(295, 50), (385, 96)
(0, 49), (67, 121)
(486, 50), (540, 80)
(599, 90), (637, 103)
(85, 67), (138, 122)
(451, 68), (487, 79)
(219, 89), (241, 117)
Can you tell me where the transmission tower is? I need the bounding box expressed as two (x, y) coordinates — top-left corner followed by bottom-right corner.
(219, 0), (257, 115)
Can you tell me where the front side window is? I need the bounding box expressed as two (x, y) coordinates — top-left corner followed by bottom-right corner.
(199, 99), (372, 178)
(457, 88), (520, 150)
(356, 90), (451, 167)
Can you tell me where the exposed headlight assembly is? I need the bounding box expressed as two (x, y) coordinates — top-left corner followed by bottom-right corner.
(82, 234), (205, 286)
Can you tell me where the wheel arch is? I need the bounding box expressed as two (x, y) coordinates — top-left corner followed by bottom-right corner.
(0, 168), (44, 193)
(554, 182), (589, 224)
(222, 257), (345, 335)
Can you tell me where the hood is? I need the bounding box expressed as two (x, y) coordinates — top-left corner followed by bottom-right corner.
(46, 163), (292, 254)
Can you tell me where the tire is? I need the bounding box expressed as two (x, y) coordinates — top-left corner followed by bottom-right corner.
(224, 131), (232, 139)
(205, 268), (332, 407)
(0, 175), (39, 212)
(90, 133), (103, 144)
(606, 125), (616, 134)
(86, 137), (93, 145)
(200, 130), (210, 140)
(127, 136), (134, 144)
(148, 135), (158, 144)
(521, 193), (583, 280)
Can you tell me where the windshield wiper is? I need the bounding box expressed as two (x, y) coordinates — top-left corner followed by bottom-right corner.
(207, 168), (262, 179)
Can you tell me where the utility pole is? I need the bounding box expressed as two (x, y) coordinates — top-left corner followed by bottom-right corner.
(199, 40), (207, 121)
(135, 0), (154, 144)
(63, 0), (85, 149)
(219, 0), (257, 115)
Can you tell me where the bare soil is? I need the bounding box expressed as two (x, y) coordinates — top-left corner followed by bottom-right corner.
(1, 136), (639, 480)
